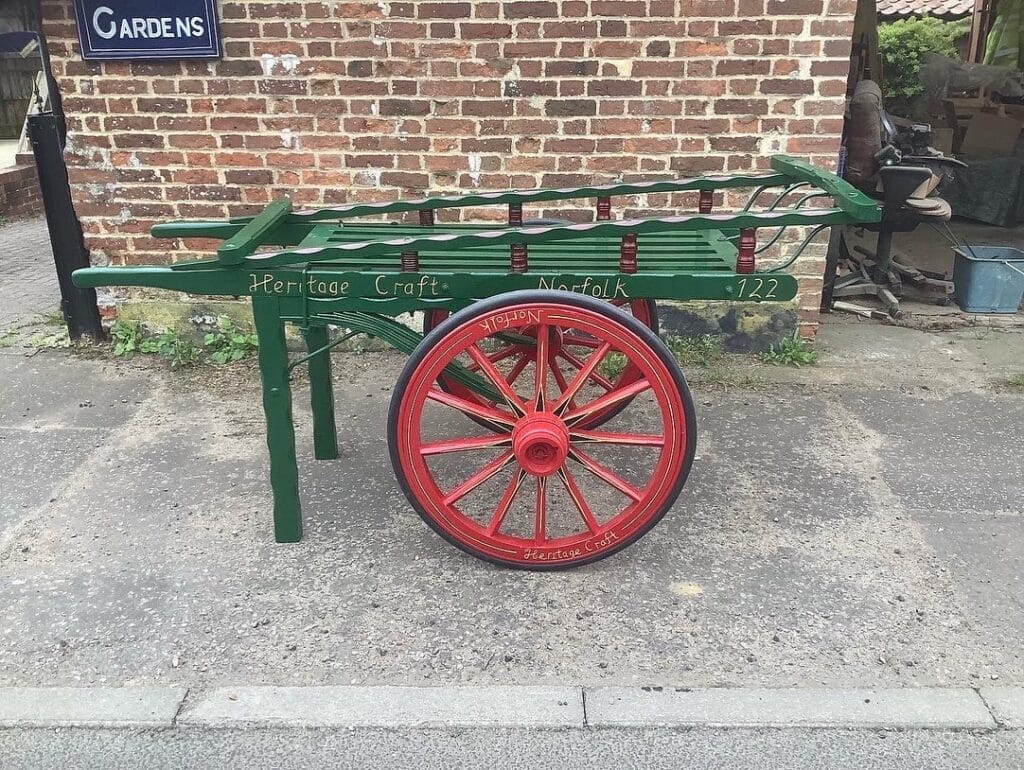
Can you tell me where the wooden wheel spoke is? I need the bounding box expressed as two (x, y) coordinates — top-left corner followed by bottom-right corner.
(534, 324), (549, 411)
(569, 448), (643, 502)
(443, 451), (515, 505)
(506, 354), (530, 386)
(465, 345), (519, 373)
(427, 388), (516, 428)
(558, 467), (600, 534)
(563, 378), (651, 426)
(562, 333), (600, 349)
(549, 358), (579, 411)
(487, 468), (526, 535)
(420, 434), (513, 456)
(559, 349), (615, 392)
(465, 343), (528, 414)
(569, 429), (665, 447)
(534, 476), (547, 544)
(553, 342), (612, 413)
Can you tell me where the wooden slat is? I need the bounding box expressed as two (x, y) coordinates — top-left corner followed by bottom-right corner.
(216, 198), (293, 265)
(246, 208), (853, 270)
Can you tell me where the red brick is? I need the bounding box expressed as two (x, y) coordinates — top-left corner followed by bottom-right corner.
(716, 59), (771, 76)
(545, 99), (598, 117)
(417, 2), (471, 17)
(760, 79), (814, 94)
(767, 0), (823, 11)
(505, 2), (559, 17)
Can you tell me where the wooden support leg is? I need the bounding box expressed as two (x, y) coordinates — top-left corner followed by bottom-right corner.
(252, 297), (303, 543)
(302, 324), (339, 461)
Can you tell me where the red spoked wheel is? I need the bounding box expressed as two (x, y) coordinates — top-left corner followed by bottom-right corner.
(422, 299), (658, 429)
(390, 291), (697, 570)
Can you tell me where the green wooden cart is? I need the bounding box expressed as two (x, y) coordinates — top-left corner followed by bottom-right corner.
(73, 155), (879, 569)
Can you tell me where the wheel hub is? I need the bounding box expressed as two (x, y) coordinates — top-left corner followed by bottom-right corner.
(512, 412), (569, 477)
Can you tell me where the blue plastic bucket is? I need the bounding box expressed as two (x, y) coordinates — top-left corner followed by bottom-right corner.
(953, 246), (1024, 314)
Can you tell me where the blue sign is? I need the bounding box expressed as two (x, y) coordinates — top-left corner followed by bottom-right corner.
(72, 0), (221, 60)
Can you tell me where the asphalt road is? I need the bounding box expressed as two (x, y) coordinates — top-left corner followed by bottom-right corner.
(3, 725), (1022, 770)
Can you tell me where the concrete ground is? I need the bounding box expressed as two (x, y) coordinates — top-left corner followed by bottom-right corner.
(0, 318), (1022, 692)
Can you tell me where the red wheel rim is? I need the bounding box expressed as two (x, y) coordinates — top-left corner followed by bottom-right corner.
(395, 300), (689, 568)
(424, 299), (655, 429)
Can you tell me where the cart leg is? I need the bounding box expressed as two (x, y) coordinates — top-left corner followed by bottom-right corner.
(302, 325), (339, 461)
(253, 297), (303, 543)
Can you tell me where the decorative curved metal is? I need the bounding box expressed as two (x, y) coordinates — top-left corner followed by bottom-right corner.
(743, 182), (806, 212)
(758, 223), (831, 273)
(754, 193), (834, 254)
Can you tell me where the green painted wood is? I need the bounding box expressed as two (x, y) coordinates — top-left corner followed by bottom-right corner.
(73, 265), (253, 295)
(252, 296), (303, 542)
(302, 325), (339, 461)
(152, 222), (315, 259)
(217, 198), (293, 265)
(270, 270), (800, 310)
(769, 156), (881, 222)
(151, 221), (242, 239)
(295, 222), (739, 272)
(302, 310), (502, 402)
(285, 172), (791, 222)
(74, 263), (797, 306)
(246, 208), (856, 269)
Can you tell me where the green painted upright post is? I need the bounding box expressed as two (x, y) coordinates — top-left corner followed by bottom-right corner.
(252, 296), (303, 542)
(302, 325), (339, 461)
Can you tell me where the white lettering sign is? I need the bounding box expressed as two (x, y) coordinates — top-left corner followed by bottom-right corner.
(91, 6), (205, 41)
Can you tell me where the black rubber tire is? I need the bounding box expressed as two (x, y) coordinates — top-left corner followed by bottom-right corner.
(422, 298), (659, 336)
(389, 290), (697, 570)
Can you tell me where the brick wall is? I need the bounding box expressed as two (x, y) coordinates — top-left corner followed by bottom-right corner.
(0, 160), (42, 220)
(40, 0), (854, 335)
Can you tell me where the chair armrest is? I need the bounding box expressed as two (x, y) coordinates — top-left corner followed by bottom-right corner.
(878, 166), (932, 209)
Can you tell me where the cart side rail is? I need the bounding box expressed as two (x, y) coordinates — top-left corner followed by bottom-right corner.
(243, 207), (861, 270)
(285, 171), (790, 222)
(149, 169), (788, 244)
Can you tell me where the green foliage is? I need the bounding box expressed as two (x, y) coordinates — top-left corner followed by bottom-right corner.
(759, 333), (818, 367)
(667, 334), (723, 368)
(878, 18), (969, 114)
(29, 328), (70, 349)
(140, 330), (201, 369)
(111, 316), (255, 369)
(110, 320), (145, 357)
(597, 351), (628, 379)
(203, 316), (259, 364)
(1006, 373), (1024, 392)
